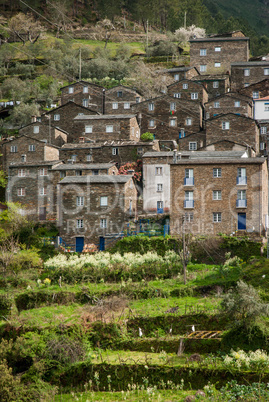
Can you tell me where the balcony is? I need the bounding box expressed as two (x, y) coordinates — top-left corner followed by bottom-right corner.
(184, 200), (194, 208)
(237, 176), (247, 185)
(184, 177), (194, 186)
(236, 199), (247, 208)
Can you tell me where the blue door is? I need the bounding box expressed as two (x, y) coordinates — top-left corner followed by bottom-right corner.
(75, 237), (84, 252)
(238, 213), (246, 230)
(99, 236), (105, 251)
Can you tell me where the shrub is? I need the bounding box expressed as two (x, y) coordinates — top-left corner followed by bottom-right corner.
(141, 132), (155, 141)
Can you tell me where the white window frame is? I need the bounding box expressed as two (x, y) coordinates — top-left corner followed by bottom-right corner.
(100, 218), (107, 228)
(71, 155), (77, 162)
(260, 127), (267, 134)
(40, 168), (48, 176)
(112, 102), (118, 110)
(215, 47), (221, 52)
(157, 183), (163, 192)
(106, 125), (113, 133)
(174, 74), (179, 81)
(264, 68), (269, 76)
(82, 99), (89, 107)
(77, 219), (83, 228)
(148, 103), (154, 111)
(100, 196), (108, 207)
(85, 125), (93, 134)
(155, 167), (163, 176)
(157, 201), (163, 209)
(237, 189), (246, 200)
(189, 142), (197, 151)
(112, 147), (118, 156)
(265, 103), (269, 111)
(54, 114), (60, 121)
(170, 118), (176, 127)
(124, 102), (130, 109)
(186, 118), (192, 126)
(234, 101), (241, 107)
(83, 86), (88, 93)
(33, 126), (39, 133)
(213, 190), (222, 200)
(213, 212), (221, 222)
(200, 48), (207, 56)
(244, 69), (250, 77)
(213, 168), (222, 178)
(200, 65), (207, 72)
(213, 81), (219, 88)
(214, 62), (221, 68)
(174, 93), (181, 98)
(86, 154), (92, 162)
(149, 119), (155, 128)
(68, 87), (74, 94)
(10, 145), (17, 153)
(214, 102), (220, 108)
(191, 93), (198, 100)
(17, 188), (25, 196)
(183, 83), (188, 89)
(39, 187), (47, 196)
(21, 155), (26, 162)
(18, 169), (26, 177)
(170, 102), (176, 111)
(222, 121), (230, 130)
(77, 196), (84, 206)
(253, 91), (259, 99)
(29, 145), (35, 152)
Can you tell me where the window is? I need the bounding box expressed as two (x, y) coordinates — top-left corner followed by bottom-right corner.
(18, 169), (26, 177)
(54, 114), (60, 121)
(100, 196), (108, 206)
(76, 196), (84, 206)
(157, 201), (163, 210)
(157, 183), (163, 192)
(174, 74), (179, 81)
(213, 190), (222, 200)
(86, 154), (92, 162)
(234, 101), (241, 107)
(124, 102), (130, 109)
(200, 65), (207, 72)
(33, 125), (39, 133)
(112, 102), (118, 109)
(85, 125), (93, 134)
(76, 170), (82, 176)
(213, 212), (221, 222)
(17, 188), (25, 196)
(214, 62), (221, 68)
(191, 93), (198, 100)
(148, 102), (154, 111)
(137, 147), (143, 156)
(83, 86), (88, 93)
(189, 142), (197, 151)
(213, 168), (221, 178)
(77, 219), (83, 228)
(71, 155), (77, 162)
(93, 170), (99, 175)
(39, 187), (47, 196)
(260, 127), (267, 134)
(100, 218), (107, 228)
(185, 213), (194, 222)
(214, 101), (220, 108)
(112, 147), (118, 155)
(244, 83), (250, 87)
(21, 155), (26, 162)
(222, 121), (230, 130)
(200, 48), (207, 56)
(136, 97), (140, 103)
(213, 81), (219, 88)
(215, 47), (221, 52)
(155, 167), (163, 175)
(179, 128), (185, 138)
(60, 171), (66, 179)
(237, 190), (247, 207)
(149, 119), (155, 127)
(11, 145), (17, 153)
(170, 119), (176, 127)
(253, 91), (259, 99)
(244, 69), (250, 76)
(117, 91), (123, 97)
(264, 103), (269, 111)
(82, 99), (89, 107)
(106, 125), (113, 133)
(238, 167), (246, 177)
(183, 83), (188, 89)
(184, 168), (194, 185)
(170, 102), (176, 111)
(174, 93), (181, 98)
(264, 68), (269, 76)
(260, 142), (266, 150)
(29, 144), (35, 152)
(184, 191), (194, 208)
(186, 118), (192, 126)
(40, 168), (48, 176)
(68, 87), (74, 94)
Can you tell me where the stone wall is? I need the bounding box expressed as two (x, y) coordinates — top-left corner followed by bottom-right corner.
(204, 95), (253, 119)
(231, 63), (269, 92)
(167, 79), (208, 104)
(60, 82), (104, 113)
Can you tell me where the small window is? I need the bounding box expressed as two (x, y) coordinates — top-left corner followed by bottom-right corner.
(238, 168), (246, 178)
(93, 170), (99, 175)
(86, 154), (92, 162)
(183, 83), (188, 89)
(155, 167), (163, 175)
(213, 190), (222, 200)
(100, 218), (107, 228)
(137, 147), (143, 155)
(39, 168), (48, 176)
(174, 74), (179, 81)
(10, 145), (17, 153)
(185, 213), (193, 222)
(82, 99), (89, 107)
(136, 97), (140, 103)
(54, 114), (60, 121)
(124, 102), (130, 109)
(170, 119), (176, 127)
(148, 103), (154, 111)
(222, 121), (230, 130)
(213, 168), (222, 178)
(39, 187), (47, 196)
(17, 188), (25, 196)
(112, 102), (118, 109)
(106, 125), (113, 133)
(83, 86), (88, 93)
(260, 127), (267, 134)
(264, 68), (269, 76)
(68, 87), (74, 94)
(18, 169), (26, 177)
(29, 145), (35, 152)
(77, 219), (83, 228)
(213, 212), (221, 222)
(33, 126), (39, 133)
(264, 103), (269, 111)
(215, 47), (221, 52)
(253, 91), (259, 99)
(157, 201), (163, 209)
(157, 183), (163, 192)
(170, 102), (176, 111)
(117, 91), (123, 97)
(174, 93), (181, 98)
(85, 125), (93, 134)
(214, 62), (221, 68)
(237, 189), (246, 200)
(100, 196), (108, 206)
(76, 170), (82, 176)
(189, 142), (197, 151)
(60, 171), (66, 179)
(112, 147), (118, 156)
(21, 155), (26, 162)
(149, 119), (155, 128)
(191, 93), (198, 100)
(244, 69), (250, 76)
(77, 196), (84, 206)
(234, 101), (241, 107)
(200, 65), (207, 72)
(213, 81), (219, 88)
(200, 48), (207, 56)
(214, 102), (220, 108)
(71, 155), (77, 162)
(186, 118), (192, 126)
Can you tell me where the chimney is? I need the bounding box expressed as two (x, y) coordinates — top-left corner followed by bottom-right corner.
(173, 149), (177, 163)
(31, 115), (36, 123)
(79, 137), (85, 143)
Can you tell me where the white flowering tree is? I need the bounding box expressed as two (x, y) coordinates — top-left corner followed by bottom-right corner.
(174, 25), (206, 44)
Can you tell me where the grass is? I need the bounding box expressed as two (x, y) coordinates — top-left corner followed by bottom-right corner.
(73, 39), (146, 56)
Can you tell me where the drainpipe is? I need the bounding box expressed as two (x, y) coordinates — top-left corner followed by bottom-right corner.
(102, 88), (105, 115)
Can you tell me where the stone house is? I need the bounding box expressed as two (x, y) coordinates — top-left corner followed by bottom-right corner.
(40, 101), (99, 137)
(170, 155), (268, 236)
(238, 79), (269, 100)
(189, 34), (249, 75)
(167, 79), (208, 105)
(60, 81), (105, 113)
(51, 163), (118, 183)
(164, 66), (200, 82)
(72, 114), (140, 143)
(231, 62), (269, 92)
(58, 175), (137, 250)
(192, 75), (230, 100)
(132, 95), (202, 141)
(2, 135), (59, 172)
(19, 121), (67, 147)
(253, 96), (269, 154)
(59, 140), (159, 166)
(199, 140), (253, 155)
(178, 131), (206, 151)
(205, 113), (260, 154)
(204, 94), (253, 120)
(105, 85), (143, 114)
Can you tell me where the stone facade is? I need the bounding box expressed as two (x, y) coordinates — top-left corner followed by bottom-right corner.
(231, 62), (269, 92)
(205, 113), (259, 153)
(238, 79), (269, 99)
(105, 86), (143, 114)
(189, 36), (249, 75)
(1, 135), (59, 172)
(164, 66), (200, 82)
(167, 79), (208, 105)
(19, 122), (67, 147)
(58, 175), (137, 247)
(178, 131), (206, 151)
(60, 81), (105, 113)
(72, 115), (140, 143)
(192, 75), (230, 100)
(199, 140), (252, 154)
(170, 157), (268, 236)
(132, 95), (202, 141)
(204, 94), (253, 120)
(51, 163), (118, 184)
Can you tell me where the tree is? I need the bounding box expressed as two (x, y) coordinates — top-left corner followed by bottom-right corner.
(8, 13), (45, 46)
(174, 25), (206, 44)
(8, 102), (40, 128)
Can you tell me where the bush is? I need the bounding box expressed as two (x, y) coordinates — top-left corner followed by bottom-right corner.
(141, 132), (155, 141)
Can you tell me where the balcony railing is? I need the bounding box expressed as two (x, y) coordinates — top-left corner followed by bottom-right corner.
(184, 177), (194, 186)
(236, 199), (247, 208)
(184, 200), (194, 208)
(237, 176), (247, 185)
